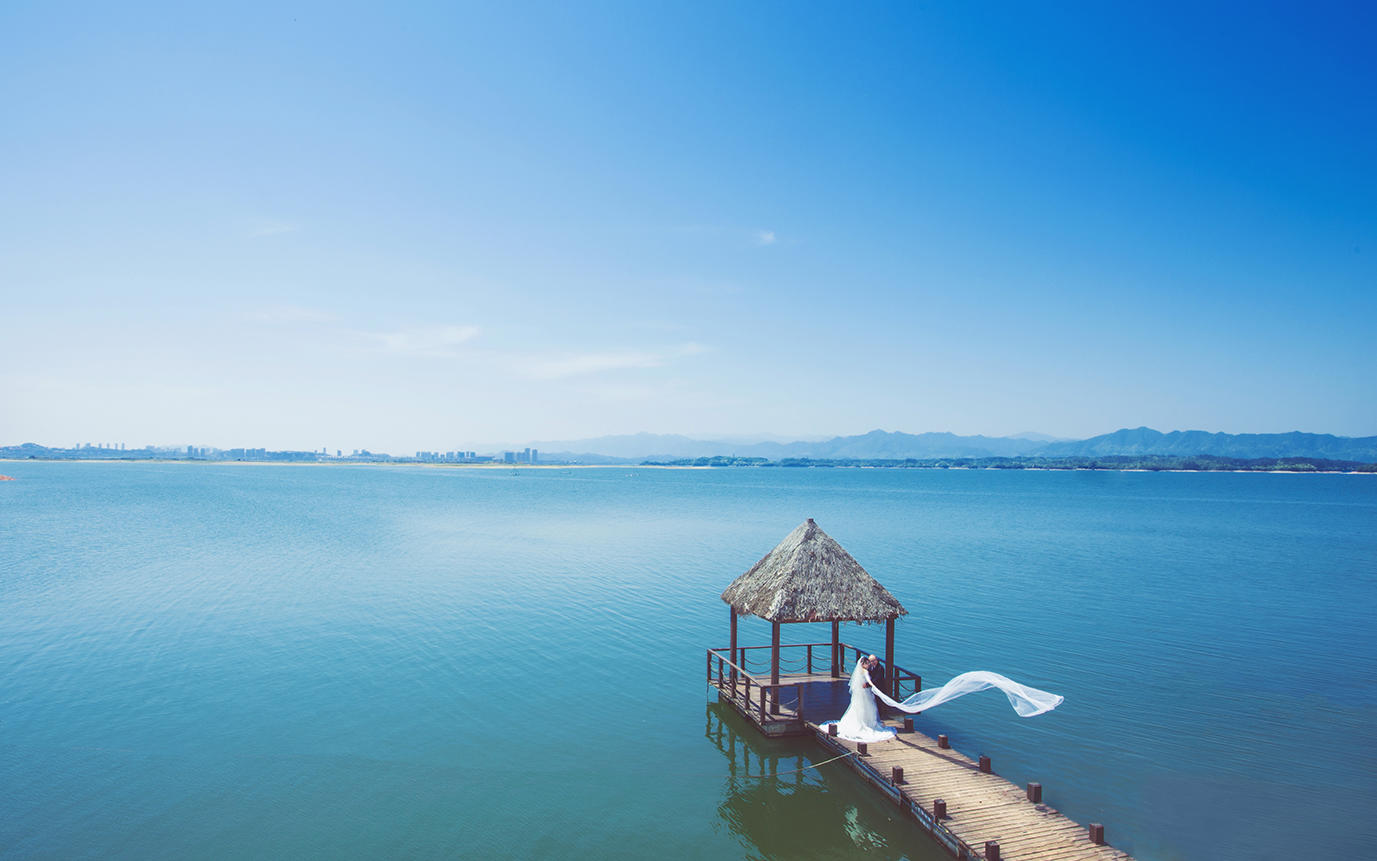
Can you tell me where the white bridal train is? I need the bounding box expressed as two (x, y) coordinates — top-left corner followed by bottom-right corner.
(825, 659), (1064, 743)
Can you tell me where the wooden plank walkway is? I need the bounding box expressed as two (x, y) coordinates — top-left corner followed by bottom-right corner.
(710, 669), (1134, 861)
(809, 719), (1134, 861)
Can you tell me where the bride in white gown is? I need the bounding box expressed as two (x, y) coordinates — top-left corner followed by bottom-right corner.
(827, 656), (1065, 743)
(831, 656), (899, 743)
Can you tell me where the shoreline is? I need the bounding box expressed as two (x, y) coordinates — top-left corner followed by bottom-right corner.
(1, 458), (1371, 475)
(0, 458), (710, 470)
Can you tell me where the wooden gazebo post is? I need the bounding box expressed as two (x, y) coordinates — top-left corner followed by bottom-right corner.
(831, 620), (841, 678)
(729, 607), (738, 686)
(885, 618), (896, 697)
(770, 620), (781, 713)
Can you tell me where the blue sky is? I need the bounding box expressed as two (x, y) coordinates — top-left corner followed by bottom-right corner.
(2, 1), (1373, 452)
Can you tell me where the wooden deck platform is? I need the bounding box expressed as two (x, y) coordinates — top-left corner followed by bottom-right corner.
(708, 647), (1134, 861)
(810, 719), (1133, 861)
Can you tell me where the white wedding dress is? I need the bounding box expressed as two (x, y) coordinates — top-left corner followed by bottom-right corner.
(825, 660), (1064, 743)
(828, 659), (899, 743)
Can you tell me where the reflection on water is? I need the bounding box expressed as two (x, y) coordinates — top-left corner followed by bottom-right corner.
(704, 703), (948, 861)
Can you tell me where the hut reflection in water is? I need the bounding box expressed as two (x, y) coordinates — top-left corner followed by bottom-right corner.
(705, 702), (948, 861)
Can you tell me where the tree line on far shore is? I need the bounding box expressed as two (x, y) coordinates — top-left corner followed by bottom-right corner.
(640, 455), (1377, 472)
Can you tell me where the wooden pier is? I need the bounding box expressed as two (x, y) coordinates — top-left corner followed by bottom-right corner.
(710, 519), (1134, 861)
(709, 642), (1134, 861)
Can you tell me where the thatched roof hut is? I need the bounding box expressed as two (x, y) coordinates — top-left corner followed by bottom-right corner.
(721, 518), (907, 622)
(721, 518), (907, 700)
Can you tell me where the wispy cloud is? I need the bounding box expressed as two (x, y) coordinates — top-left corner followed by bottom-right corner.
(577, 381), (661, 403)
(516, 342), (708, 380)
(247, 219), (300, 237)
(365, 325), (481, 358)
(245, 305), (338, 325)
(753, 229), (777, 246)
(519, 350), (663, 380)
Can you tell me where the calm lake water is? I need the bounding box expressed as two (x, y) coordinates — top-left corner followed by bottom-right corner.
(2, 463), (1374, 860)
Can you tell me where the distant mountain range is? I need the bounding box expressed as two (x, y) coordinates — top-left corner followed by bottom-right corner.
(531, 427), (1377, 464)
(1035, 427), (1377, 461)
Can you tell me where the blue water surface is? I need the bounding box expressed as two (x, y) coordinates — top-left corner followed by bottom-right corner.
(1, 463), (1374, 860)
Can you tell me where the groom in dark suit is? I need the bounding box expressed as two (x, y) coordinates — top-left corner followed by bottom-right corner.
(865, 654), (889, 715)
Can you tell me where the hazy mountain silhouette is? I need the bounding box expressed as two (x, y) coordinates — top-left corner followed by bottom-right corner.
(536, 429), (1045, 461)
(1035, 427), (1377, 461)
(533, 427), (1377, 463)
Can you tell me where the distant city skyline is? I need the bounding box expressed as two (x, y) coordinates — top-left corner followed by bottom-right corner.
(11, 425), (1377, 466)
(3, 3), (1373, 452)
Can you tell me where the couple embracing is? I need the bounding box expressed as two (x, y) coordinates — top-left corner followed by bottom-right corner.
(833, 654), (899, 743)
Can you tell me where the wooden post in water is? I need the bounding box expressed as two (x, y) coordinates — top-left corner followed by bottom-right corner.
(831, 621), (840, 678)
(884, 618), (896, 698)
(770, 620), (781, 714)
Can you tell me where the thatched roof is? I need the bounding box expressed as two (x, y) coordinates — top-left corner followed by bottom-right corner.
(721, 518), (907, 623)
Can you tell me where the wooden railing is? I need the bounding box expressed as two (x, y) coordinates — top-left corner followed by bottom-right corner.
(706, 648), (782, 723)
(706, 642), (922, 724)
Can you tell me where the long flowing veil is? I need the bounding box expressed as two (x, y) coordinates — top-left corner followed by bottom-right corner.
(848, 657), (870, 697)
(870, 670), (1064, 718)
